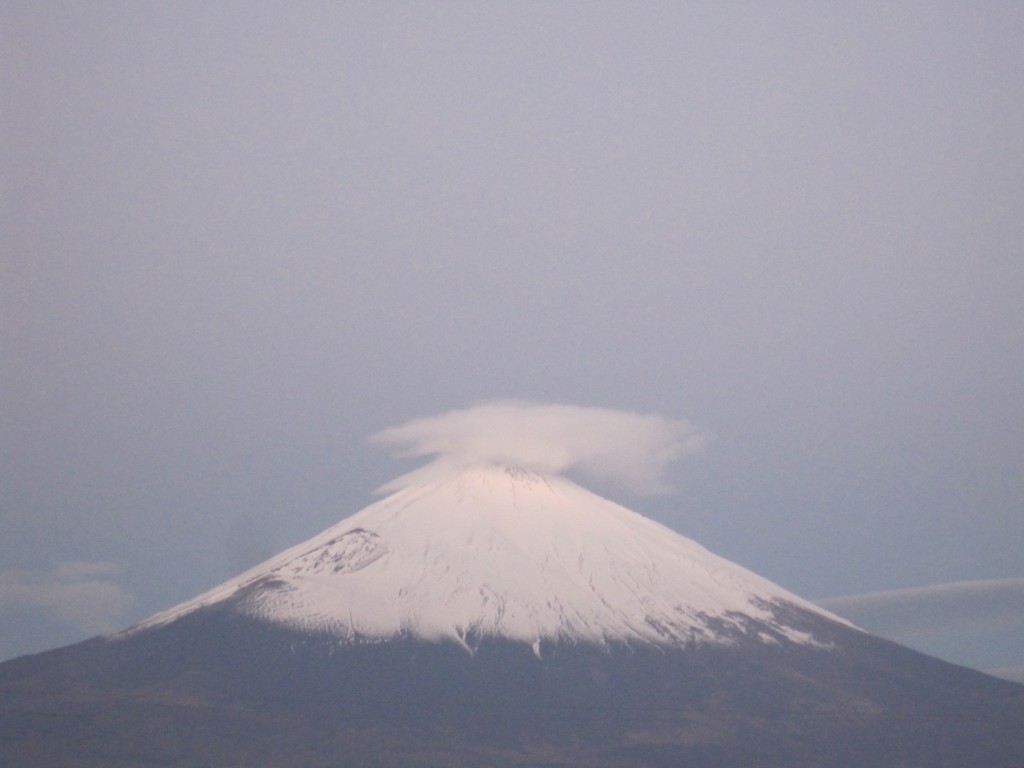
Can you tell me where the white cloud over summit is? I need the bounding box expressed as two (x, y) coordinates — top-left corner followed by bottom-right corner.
(371, 402), (705, 494)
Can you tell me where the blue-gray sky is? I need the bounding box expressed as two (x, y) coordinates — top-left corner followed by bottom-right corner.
(2, 2), (1022, 678)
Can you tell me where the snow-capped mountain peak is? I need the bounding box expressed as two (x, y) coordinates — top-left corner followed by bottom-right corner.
(131, 463), (850, 651)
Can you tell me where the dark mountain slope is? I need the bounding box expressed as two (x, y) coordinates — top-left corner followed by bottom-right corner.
(2, 600), (1023, 768)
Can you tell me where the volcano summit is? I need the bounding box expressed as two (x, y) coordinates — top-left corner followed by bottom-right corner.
(132, 463), (843, 652)
(2, 405), (1023, 767)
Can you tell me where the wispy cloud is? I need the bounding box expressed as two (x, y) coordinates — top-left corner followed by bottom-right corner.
(371, 401), (705, 494)
(0, 562), (133, 636)
(815, 578), (1024, 682)
(816, 577), (1024, 636)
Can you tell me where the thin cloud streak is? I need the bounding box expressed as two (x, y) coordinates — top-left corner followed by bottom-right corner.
(815, 577), (1024, 679)
(816, 577), (1024, 632)
(0, 562), (133, 637)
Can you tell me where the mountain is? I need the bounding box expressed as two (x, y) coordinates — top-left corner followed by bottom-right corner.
(2, 464), (1023, 767)
(132, 464), (848, 650)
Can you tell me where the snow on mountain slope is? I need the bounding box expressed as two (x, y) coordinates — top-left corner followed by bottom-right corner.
(130, 464), (852, 651)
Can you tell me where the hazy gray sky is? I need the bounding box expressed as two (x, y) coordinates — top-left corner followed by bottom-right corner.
(2, 2), (1022, 676)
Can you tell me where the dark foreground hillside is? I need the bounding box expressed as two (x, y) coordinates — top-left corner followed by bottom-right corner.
(2, 602), (1024, 768)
